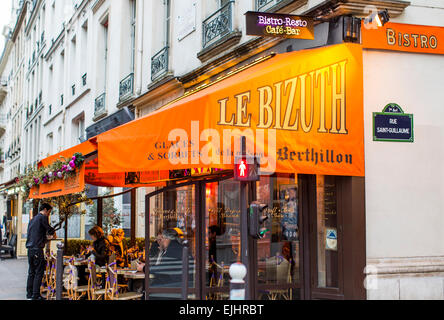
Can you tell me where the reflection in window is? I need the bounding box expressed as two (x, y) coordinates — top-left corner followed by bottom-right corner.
(206, 179), (240, 300)
(148, 185), (196, 290)
(256, 174), (299, 300)
(21, 201), (33, 239)
(316, 175), (339, 288)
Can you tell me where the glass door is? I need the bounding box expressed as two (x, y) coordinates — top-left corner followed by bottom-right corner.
(254, 174), (301, 300)
(204, 178), (241, 300)
(146, 184), (197, 300)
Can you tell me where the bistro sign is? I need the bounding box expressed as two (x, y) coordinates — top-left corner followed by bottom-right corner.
(245, 11), (314, 39)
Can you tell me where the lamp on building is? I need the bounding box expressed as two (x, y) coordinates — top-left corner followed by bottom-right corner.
(364, 9), (390, 28)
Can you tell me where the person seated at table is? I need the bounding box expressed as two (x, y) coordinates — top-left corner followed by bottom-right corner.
(148, 231), (163, 259)
(108, 228), (125, 267)
(85, 226), (110, 267)
(137, 228), (193, 287)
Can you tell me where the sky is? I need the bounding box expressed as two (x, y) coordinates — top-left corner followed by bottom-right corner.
(0, 0), (12, 53)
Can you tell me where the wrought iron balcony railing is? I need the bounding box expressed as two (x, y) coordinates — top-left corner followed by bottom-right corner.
(151, 46), (169, 81)
(94, 93), (106, 117)
(202, 1), (234, 48)
(119, 73), (134, 101)
(256, 0), (285, 11)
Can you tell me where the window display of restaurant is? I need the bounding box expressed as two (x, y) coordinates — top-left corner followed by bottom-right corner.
(141, 173), (364, 300)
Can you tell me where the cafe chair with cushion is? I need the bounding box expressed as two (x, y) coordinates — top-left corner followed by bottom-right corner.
(105, 262), (143, 300)
(264, 254), (293, 300)
(40, 253), (53, 298)
(66, 260), (89, 300)
(44, 254), (58, 300)
(87, 259), (106, 300)
(208, 261), (229, 300)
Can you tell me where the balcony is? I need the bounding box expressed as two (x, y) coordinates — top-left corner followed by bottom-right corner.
(151, 47), (169, 81)
(94, 93), (106, 118)
(202, 1), (234, 48)
(119, 73), (134, 102)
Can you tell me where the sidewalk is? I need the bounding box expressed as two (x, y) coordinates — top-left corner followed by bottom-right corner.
(0, 256), (28, 300)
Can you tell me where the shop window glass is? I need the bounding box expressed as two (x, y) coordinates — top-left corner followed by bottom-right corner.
(316, 175), (339, 288)
(205, 179), (240, 300)
(256, 174), (300, 300)
(148, 185), (196, 290)
(21, 201), (33, 239)
(50, 206), (81, 239)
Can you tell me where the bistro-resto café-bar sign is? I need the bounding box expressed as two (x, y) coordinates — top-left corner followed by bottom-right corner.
(246, 11), (314, 39)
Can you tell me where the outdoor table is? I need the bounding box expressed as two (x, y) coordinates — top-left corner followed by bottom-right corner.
(63, 257), (88, 266)
(122, 271), (154, 292)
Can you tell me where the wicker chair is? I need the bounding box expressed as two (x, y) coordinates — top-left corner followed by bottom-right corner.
(105, 261), (143, 300)
(66, 260), (89, 300)
(87, 259), (106, 300)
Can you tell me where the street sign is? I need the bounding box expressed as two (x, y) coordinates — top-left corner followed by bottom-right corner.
(245, 11), (314, 39)
(373, 103), (413, 142)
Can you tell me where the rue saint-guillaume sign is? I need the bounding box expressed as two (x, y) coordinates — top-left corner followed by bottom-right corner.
(245, 11), (314, 39)
(373, 103), (414, 142)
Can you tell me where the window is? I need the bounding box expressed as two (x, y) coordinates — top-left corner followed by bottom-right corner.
(73, 115), (85, 144)
(315, 175), (339, 288)
(255, 174), (300, 299)
(46, 133), (53, 156)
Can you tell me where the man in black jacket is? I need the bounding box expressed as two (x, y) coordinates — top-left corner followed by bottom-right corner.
(137, 228), (194, 288)
(26, 203), (56, 300)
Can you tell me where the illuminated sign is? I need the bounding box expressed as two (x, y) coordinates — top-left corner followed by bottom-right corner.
(245, 11), (314, 39)
(362, 22), (444, 55)
(234, 156), (259, 181)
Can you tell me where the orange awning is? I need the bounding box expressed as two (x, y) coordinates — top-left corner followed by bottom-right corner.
(31, 43), (365, 199)
(97, 43), (364, 177)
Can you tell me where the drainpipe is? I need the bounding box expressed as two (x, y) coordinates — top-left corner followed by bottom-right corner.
(135, 0), (144, 96)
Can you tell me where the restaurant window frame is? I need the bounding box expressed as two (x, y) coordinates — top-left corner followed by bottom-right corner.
(308, 175), (345, 300)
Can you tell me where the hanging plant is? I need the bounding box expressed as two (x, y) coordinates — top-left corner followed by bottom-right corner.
(15, 152), (86, 199)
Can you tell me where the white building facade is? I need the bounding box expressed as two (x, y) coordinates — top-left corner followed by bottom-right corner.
(0, 0), (443, 299)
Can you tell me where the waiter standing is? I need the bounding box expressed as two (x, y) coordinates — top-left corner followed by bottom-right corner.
(26, 203), (56, 300)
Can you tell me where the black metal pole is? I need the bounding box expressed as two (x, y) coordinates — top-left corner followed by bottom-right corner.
(56, 242), (64, 300)
(63, 218), (68, 255)
(181, 240), (189, 300)
(144, 194), (150, 300)
(97, 197), (103, 228)
(130, 189), (137, 247)
(239, 136), (250, 300)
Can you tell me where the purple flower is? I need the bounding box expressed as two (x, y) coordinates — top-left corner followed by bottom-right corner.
(72, 156), (76, 161)
(69, 160), (75, 168)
